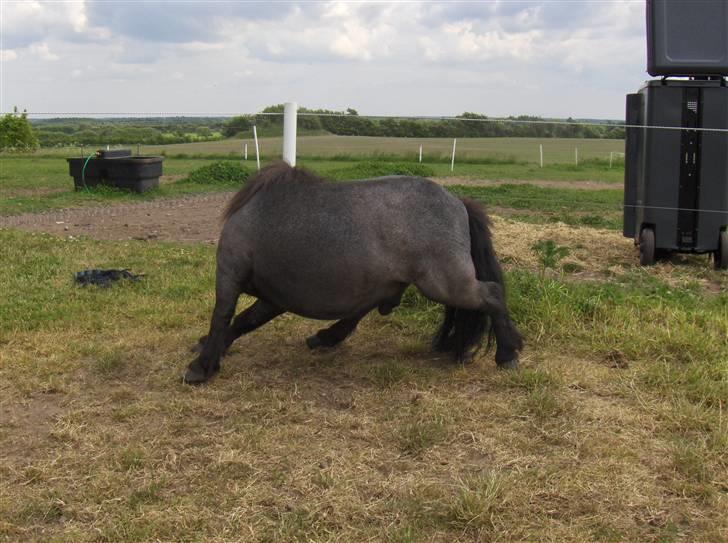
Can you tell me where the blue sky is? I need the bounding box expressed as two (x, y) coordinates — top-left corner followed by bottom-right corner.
(1, 1), (648, 119)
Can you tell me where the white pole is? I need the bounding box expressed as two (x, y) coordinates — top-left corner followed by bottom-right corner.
(253, 125), (260, 171)
(244, 143), (248, 161)
(450, 138), (457, 172)
(609, 151), (613, 169)
(539, 144), (543, 168)
(575, 147), (578, 166)
(419, 144), (422, 163)
(282, 102), (297, 166)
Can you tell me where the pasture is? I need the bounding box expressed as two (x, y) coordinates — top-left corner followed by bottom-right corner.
(1, 140), (726, 542)
(29, 134), (625, 166)
(1, 134), (623, 216)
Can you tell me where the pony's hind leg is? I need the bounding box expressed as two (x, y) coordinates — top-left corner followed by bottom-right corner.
(306, 312), (368, 349)
(416, 265), (521, 367)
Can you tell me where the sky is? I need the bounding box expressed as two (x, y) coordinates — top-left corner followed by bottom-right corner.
(1, 1), (650, 120)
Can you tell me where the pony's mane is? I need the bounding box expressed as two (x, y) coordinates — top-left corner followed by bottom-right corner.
(222, 161), (326, 221)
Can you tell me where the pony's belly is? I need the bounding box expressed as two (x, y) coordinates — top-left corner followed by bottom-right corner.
(249, 270), (403, 321)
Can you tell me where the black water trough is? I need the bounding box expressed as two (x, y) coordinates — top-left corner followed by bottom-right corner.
(67, 149), (164, 193)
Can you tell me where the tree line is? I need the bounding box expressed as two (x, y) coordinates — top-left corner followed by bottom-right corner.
(1, 106), (624, 152)
(30, 117), (227, 147)
(223, 105), (625, 140)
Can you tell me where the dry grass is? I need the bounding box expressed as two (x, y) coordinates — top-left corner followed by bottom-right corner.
(490, 215), (728, 293)
(1, 228), (726, 542)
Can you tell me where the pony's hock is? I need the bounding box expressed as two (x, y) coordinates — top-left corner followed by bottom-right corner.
(67, 149), (164, 193)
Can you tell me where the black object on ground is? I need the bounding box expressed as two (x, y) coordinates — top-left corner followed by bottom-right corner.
(74, 269), (143, 287)
(67, 149), (164, 193)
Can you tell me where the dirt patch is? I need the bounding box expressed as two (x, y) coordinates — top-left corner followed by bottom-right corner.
(435, 177), (620, 191)
(0, 391), (66, 464)
(0, 192), (233, 244)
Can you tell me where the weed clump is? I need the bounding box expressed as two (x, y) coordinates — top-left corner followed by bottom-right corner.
(531, 239), (570, 277)
(183, 161), (251, 185)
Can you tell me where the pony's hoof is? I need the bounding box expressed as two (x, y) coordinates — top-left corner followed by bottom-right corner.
(496, 358), (519, 371)
(306, 335), (323, 349)
(182, 366), (209, 384)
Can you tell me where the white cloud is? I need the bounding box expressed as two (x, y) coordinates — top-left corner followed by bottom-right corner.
(1, 49), (18, 62)
(1, 1), (652, 118)
(29, 42), (59, 61)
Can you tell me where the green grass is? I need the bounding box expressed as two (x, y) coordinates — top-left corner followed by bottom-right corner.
(451, 183), (623, 229)
(20, 135), (626, 164)
(1, 153), (623, 217)
(0, 229), (726, 542)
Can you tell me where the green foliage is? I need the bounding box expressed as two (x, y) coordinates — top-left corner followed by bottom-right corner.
(327, 161), (435, 180)
(531, 240), (571, 277)
(183, 161), (251, 185)
(245, 105), (625, 140)
(31, 117), (226, 147)
(0, 108), (39, 151)
(222, 115), (253, 137)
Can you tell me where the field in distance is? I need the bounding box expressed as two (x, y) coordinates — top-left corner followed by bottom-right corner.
(45, 135), (625, 164)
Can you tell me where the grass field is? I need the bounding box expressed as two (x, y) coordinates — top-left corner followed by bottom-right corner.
(1, 142), (623, 217)
(0, 225), (725, 542)
(2, 135), (727, 541)
(19, 134), (625, 165)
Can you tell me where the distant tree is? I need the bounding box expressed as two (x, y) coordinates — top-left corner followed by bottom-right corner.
(222, 115), (254, 137)
(0, 107), (39, 151)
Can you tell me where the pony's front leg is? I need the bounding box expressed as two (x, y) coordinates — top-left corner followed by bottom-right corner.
(184, 281), (240, 384)
(191, 299), (284, 355)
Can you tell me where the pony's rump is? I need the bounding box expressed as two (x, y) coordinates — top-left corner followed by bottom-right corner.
(433, 197), (504, 360)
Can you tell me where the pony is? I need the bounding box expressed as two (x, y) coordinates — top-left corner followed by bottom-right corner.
(184, 162), (522, 383)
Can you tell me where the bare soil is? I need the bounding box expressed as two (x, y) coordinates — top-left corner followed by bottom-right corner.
(0, 192), (231, 244)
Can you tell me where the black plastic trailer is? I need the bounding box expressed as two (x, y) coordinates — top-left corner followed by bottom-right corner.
(623, 0), (728, 269)
(67, 149), (164, 193)
(623, 79), (728, 268)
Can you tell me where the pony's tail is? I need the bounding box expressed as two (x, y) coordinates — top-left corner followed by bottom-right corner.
(433, 198), (504, 362)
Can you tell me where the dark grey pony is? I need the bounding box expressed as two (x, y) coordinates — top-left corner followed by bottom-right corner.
(184, 162), (523, 384)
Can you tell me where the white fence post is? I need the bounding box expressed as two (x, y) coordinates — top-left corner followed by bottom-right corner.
(282, 102), (297, 166)
(419, 144), (423, 163)
(609, 151), (613, 168)
(253, 125), (260, 171)
(450, 138), (457, 172)
(539, 144), (543, 168)
(244, 143), (248, 161)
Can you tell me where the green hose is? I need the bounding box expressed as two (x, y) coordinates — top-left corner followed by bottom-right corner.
(80, 153), (96, 192)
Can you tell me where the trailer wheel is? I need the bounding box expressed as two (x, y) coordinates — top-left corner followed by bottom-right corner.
(639, 227), (656, 266)
(716, 230), (728, 270)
